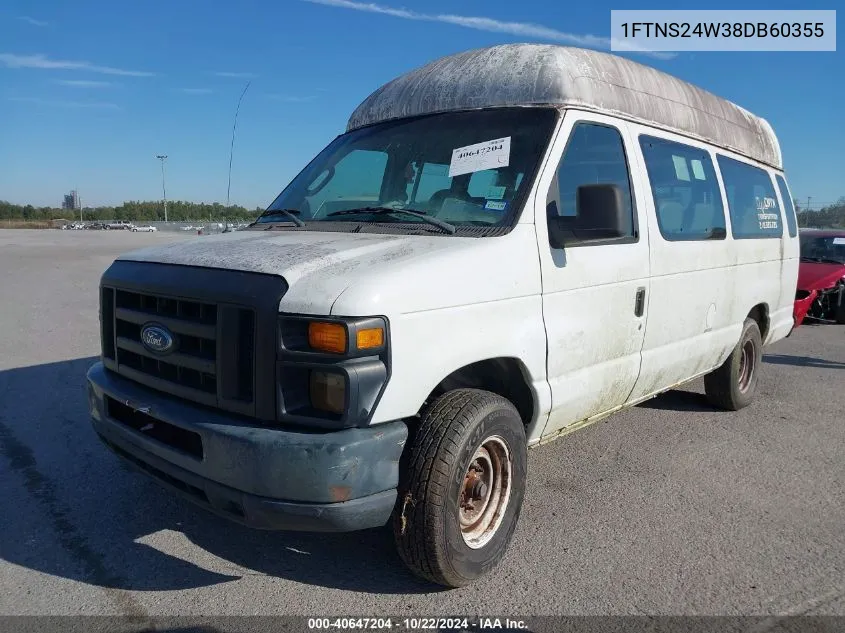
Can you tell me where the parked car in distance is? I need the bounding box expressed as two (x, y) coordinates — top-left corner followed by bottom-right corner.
(104, 221), (134, 230)
(131, 225), (158, 232)
(87, 43), (800, 588)
(793, 228), (845, 326)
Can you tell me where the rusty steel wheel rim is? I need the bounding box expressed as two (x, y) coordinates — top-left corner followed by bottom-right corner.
(458, 435), (512, 549)
(738, 339), (756, 393)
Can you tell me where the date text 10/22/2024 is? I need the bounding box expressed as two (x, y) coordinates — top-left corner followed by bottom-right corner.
(307, 617), (530, 631)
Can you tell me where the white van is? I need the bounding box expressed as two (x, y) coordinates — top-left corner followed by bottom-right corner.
(86, 43), (799, 588)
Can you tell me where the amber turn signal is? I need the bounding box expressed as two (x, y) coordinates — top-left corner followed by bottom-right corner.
(356, 327), (384, 350)
(308, 322), (347, 354)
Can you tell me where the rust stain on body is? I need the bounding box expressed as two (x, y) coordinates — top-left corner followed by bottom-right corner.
(329, 485), (352, 502)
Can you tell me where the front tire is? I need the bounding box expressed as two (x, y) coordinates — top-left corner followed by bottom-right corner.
(704, 317), (762, 411)
(834, 285), (845, 325)
(392, 389), (527, 588)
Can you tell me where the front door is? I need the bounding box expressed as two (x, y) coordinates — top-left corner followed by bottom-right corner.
(533, 111), (651, 437)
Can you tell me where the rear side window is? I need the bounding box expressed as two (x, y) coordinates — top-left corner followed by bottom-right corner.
(639, 135), (726, 241)
(717, 155), (783, 239)
(775, 174), (798, 238)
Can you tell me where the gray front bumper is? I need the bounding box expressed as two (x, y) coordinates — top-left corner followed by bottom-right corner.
(87, 362), (407, 531)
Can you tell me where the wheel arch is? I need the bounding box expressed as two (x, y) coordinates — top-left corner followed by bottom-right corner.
(747, 303), (770, 343)
(421, 357), (539, 434)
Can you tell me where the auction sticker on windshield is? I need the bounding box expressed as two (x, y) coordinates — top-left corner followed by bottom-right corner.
(449, 137), (511, 177)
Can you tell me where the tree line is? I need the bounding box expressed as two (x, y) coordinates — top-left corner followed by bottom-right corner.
(796, 197), (845, 229)
(0, 200), (264, 223)
(2, 197), (844, 228)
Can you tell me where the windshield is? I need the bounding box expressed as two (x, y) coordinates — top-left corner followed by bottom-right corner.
(800, 235), (845, 264)
(260, 107), (558, 233)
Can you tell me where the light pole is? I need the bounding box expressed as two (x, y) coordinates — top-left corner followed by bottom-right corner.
(156, 154), (168, 222)
(227, 81), (251, 209)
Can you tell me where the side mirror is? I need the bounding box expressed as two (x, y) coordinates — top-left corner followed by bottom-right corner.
(547, 183), (628, 248)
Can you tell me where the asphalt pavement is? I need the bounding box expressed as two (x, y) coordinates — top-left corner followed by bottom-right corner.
(1, 229), (843, 617)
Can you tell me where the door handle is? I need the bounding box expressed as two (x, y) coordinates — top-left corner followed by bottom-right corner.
(634, 287), (646, 317)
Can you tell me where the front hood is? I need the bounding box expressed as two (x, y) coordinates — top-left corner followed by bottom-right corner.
(797, 261), (845, 291)
(116, 228), (534, 315)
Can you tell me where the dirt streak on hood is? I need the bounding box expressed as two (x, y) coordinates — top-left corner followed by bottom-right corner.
(116, 229), (464, 314)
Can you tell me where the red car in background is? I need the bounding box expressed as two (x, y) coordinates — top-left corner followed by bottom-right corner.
(793, 228), (845, 327)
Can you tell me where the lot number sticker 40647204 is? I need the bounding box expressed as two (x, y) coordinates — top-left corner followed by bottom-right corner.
(449, 137), (511, 177)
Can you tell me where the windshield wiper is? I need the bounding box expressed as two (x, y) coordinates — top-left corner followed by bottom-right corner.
(252, 208), (305, 228)
(326, 206), (456, 235)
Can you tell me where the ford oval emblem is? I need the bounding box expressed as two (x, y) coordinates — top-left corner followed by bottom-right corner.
(140, 323), (175, 354)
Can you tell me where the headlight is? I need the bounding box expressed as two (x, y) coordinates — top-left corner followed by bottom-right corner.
(277, 314), (390, 428)
(310, 370), (346, 414)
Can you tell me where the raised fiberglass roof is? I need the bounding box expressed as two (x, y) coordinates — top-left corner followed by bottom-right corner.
(346, 44), (782, 170)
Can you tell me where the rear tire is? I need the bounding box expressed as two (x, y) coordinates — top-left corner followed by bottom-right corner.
(392, 389), (527, 588)
(704, 318), (762, 411)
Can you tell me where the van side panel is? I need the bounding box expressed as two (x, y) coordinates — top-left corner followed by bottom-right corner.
(624, 123), (795, 404)
(768, 169), (802, 341)
(622, 125), (736, 401)
(714, 152), (799, 347)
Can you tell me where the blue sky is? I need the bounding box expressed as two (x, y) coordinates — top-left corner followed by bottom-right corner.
(0, 0), (841, 210)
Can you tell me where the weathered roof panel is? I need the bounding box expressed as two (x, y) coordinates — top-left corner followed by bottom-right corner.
(346, 44), (782, 170)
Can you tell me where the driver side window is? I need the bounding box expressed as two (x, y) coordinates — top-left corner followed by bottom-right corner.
(546, 122), (636, 246)
(306, 149), (388, 217)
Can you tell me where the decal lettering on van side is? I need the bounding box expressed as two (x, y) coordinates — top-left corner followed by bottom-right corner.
(755, 197), (778, 211)
(755, 197), (780, 230)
